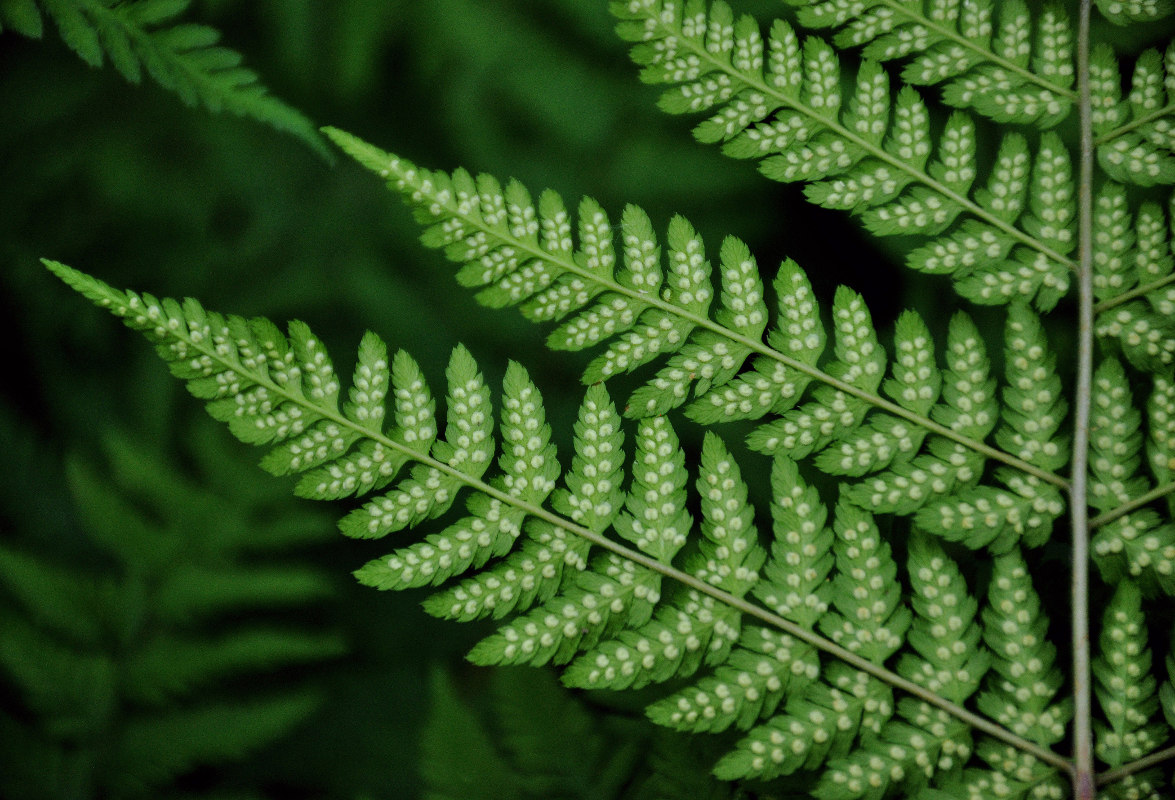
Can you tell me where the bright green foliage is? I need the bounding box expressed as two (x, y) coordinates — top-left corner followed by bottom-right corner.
(0, 434), (342, 798)
(1093, 195), (1175, 373)
(1089, 358), (1175, 594)
(710, 498), (907, 783)
(328, 129), (1073, 560)
(1093, 583), (1170, 798)
(611, 0), (1075, 307)
(914, 304), (1068, 552)
(952, 550), (1071, 800)
(35, 0), (1175, 796)
(785, 0), (1075, 128)
(0, 0), (327, 157)
(812, 533), (986, 799)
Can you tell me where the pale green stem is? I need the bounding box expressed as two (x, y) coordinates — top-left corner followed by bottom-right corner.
(1093, 272), (1175, 313)
(1089, 480), (1175, 529)
(1098, 745), (1175, 785)
(1070, 1), (1096, 798)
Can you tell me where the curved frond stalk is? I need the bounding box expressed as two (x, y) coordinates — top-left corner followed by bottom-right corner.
(785, 0), (1077, 129)
(323, 128), (1069, 531)
(610, 0), (1076, 307)
(42, 260), (1078, 786)
(5, 0), (328, 158)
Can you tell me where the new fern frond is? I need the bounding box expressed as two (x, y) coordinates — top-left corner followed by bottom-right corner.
(0, 0), (328, 158)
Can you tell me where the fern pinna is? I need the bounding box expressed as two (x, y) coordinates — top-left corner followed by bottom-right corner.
(38, 0), (1175, 798)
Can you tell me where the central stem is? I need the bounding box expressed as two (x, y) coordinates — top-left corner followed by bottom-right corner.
(1070, 0), (1096, 797)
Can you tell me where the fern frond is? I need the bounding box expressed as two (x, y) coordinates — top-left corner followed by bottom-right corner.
(911, 303), (1069, 553)
(45, 260), (1080, 793)
(610, 0), (1075, 307)
(713, 497), (908, 782)
(324, 128), (1072, 559)
(784, 0), (1076, 129)
(3, 0), (327, 158)
(812, 533), (987, 799)
(953, 549), (1072, 800)
(1089, 43), (1175, 187)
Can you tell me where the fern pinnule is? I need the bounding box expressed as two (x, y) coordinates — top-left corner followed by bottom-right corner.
(611, 0), (1077, 308)
(1094, 0), (1175, 26)
(1091, 194), (1175, 374)
(46, 254), (1087, 793)
(911, 303), (1069, 553)
(966, 550), (1071, 798)
(1093, 582), (1170, 797)
(1089, 358), (1175, 594)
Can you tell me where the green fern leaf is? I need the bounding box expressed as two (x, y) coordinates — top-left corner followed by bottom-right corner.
(1092, 582), (1171, 799)
(610, 0), (1075, 307)
(967, 549), (1070, 797)
(785, 0), (1075, 129)
(1089, 358), (1175, 593)
(1093, 197), (1175, 373)
(1095, 0), (1175, 26)
(322, 130), (1072, 560)
(1091, 42), (1175, 188)
(8, 0), (328, 157)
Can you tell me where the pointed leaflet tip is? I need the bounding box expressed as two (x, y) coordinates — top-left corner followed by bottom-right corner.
(321, 127), (405, 178)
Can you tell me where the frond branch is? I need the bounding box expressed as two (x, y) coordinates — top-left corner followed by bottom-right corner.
(44, 257), (1075, 776)
(326, 127), (1070, 492)
(642, 13), (1079, 275)
(1097, 744), (1175, 786)
(1094, 272), (1175, 313)
(1089, 480), (1175, 528)
(856, 0), (1077, 103)
(1093, 103), (1175, 147)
